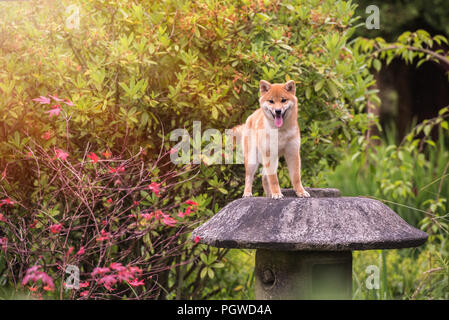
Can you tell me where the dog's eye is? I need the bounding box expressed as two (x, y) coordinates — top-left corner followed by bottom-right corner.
(281, 98), (287, 103)
(268, 100), (274, 104)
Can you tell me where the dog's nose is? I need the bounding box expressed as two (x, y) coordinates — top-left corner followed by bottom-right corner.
(275, 109), (282, 116)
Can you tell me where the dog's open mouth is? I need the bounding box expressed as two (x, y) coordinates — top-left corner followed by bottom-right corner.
(271, 107), (289, 128)
(274, 114), (283, 128)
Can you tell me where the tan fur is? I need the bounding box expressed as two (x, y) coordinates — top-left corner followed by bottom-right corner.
(236, 80), (310, 199)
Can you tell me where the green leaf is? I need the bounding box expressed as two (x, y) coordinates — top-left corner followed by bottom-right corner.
(314, 79), (325, 92)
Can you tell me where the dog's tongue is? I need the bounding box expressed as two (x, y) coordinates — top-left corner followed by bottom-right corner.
(274, 115), (283, 128)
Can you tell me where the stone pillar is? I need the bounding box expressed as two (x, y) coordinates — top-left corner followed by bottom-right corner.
(255, 250), (352, 300)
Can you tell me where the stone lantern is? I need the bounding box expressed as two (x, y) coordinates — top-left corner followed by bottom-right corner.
(192, 188), (428, 299)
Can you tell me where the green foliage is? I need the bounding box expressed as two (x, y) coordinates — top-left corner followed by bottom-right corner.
(326, 109), (449, 299)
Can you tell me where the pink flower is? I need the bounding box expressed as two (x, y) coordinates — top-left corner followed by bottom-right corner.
(87, 152), (99, 163)
(53, 149), (69, 161)
(110, 263), (126, 272)
(91, 267), (110, 277)
(194, 236), (201, 244)
(41, 131), (52, 140)
(0, 213), (6, 222)
(49, 95), (64, 102)
(185, 200), (198, 206)
(64, 99), (75, 106)
(66, 246), (74, 256)
(46, 107), (61, 118)
(162, 214), (177, 227)
(169, 147), (177, 154)
(49, 223), (62, 234)
(98, 274), (117, 291)
(108, 166), (125, 173)
(148, 182), (161, 197)
(96, 229), (110, 242)
(0, 198), (14, 207)
(177, 211), (185, 218)
(106, 198), (113, 203)
(80, 290), (89, 297)
(140, 213), (153, 221)
(128, 278), (145, 287)
(79, 281), (90, 288)
(102, 150), (112, 159)
(29, 219), (37, 229)
(76, 246), (85, 255)
(127, 266), (142, 275)
(185, 206), (192, 216)
(32, 96), (51, 104)
(22, 265), (55, 289)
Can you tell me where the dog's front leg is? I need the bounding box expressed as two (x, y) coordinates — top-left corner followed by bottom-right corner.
(262, 155), (283, 199)
(285, 147), (310, 198)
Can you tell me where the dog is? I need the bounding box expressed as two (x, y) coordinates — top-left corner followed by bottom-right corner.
(233, 80), (310, 199)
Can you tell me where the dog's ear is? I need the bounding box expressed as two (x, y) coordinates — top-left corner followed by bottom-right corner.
(284, 80), (296, 94)
(259, 80), (271, 95)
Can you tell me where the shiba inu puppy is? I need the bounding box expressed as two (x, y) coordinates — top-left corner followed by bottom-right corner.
(233, 80), (310, 199)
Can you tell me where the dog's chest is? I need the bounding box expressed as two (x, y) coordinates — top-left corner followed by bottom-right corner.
(276, 127), (299, 154)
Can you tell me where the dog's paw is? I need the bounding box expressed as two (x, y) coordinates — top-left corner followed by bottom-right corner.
(271, 193), (284, 200)
(296, 189), (310, 198)
(242, 192), (253, 198)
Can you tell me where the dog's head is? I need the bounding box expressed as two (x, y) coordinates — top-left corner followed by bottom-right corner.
(259, 80), (297, 128)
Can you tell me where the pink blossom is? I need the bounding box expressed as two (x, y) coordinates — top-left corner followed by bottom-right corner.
(185, 200), (198, 206)
(91, 267), (110, 277)
(108, 166), (125, 174)
(79, 281), (90, 288)
(141, 213), (153, 221)
(102, 150), (112, 158)
(64, 99), (75, 106)
(49, 95), (64, 102)
(128, 278), (145, 287)
(177, 211), (185, 218)
(54, 148), (69, 161)
(32, 96), (51, 104)
(49, 223), (62, 234)
(116, 269), (133, 282)
(66, 246), (74, 256)
(194, 236), (201, 244)
(0, 198), (14, 206)
(22, 265), (55, 289)
(169, 147), (178, 154)
(148, 182), (161, 197)
(87, 152), (99, 163)
(185, 206), (192, 216)
(46, 107), (61, 118)
(0, 213), (6, 222)
(76, 246), (85, 255)
(41, 131), (52, 140)
(162, 214), (177, 227)
(80, 290), (89, 297)
(96, 229), (110, 242)
(110, 263), (126, 272)
(128, 266), (143, 275)
(98, 274), (117, 291)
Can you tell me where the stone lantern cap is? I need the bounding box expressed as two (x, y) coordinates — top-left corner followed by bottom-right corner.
(192, 188), (428, 251)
